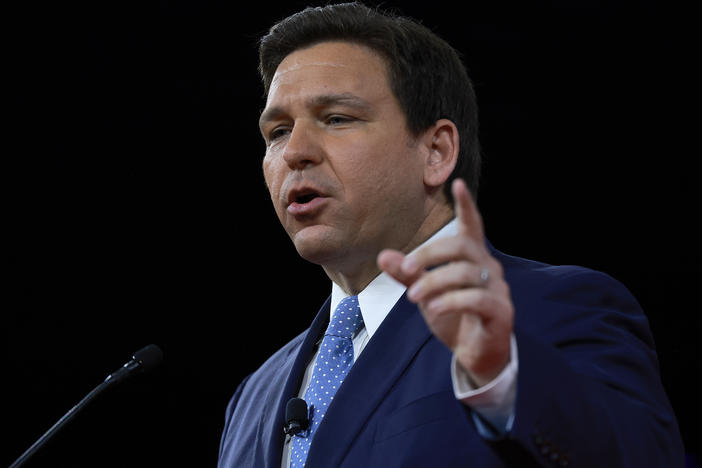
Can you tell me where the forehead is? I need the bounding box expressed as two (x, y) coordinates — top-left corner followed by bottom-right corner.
(265, 41), (392, 108)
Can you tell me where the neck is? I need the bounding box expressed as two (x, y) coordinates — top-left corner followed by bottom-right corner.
(323, 201), (454, 295)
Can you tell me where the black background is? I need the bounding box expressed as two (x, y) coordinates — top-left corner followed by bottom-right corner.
(5, 0), (698, 466)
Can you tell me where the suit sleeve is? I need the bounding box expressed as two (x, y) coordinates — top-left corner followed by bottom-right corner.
(485, 268), (684, 467)
(218, 374), (252, 464)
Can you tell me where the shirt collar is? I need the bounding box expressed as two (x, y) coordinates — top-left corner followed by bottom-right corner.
(330, 218), (459, 340)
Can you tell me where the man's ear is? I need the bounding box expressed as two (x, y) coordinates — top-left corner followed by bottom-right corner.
(422, 119), (459, 189)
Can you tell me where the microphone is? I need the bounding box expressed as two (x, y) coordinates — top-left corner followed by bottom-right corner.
(284, 397), (309, 436)
(9, 344), (164, 468)
(104, 343), (163, 385)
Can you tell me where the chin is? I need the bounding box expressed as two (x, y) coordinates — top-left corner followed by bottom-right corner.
(290, 225), (342, 266)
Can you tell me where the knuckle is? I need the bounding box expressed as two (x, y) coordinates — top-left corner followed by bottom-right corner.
(420, 272), (438, 292)
(454, 261), (473, 280)
(458, 236), (473, 258)
(474, 289), (490, 309)
(491, 258), (504, 277)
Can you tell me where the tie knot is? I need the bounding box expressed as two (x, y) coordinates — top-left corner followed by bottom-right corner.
(327, 295), (364, 339)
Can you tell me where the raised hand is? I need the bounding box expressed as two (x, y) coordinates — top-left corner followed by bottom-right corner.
(377, 178), (514, 386)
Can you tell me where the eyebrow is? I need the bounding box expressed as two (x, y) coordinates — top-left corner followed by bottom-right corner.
(258, 93), (373, 129)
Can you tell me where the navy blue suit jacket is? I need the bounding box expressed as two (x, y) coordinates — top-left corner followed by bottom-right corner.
(218, 247), (684, 467)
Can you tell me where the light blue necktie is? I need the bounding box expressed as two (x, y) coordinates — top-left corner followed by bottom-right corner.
(290, 295), (364, 468)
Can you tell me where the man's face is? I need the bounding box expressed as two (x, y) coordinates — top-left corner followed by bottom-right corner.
(260, 41), (428, 276)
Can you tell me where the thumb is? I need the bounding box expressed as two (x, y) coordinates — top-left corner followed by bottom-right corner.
(377, 249), (422, 287)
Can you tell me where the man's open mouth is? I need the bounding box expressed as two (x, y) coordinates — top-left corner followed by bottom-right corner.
(295, 191), (319, 204)
(289, 187), (323, 205)
(286, 187), (328, 216)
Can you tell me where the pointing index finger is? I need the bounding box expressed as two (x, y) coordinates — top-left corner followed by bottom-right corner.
(453, 178), (485, 240)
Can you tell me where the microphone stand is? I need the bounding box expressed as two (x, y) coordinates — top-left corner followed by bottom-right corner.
(9, 379), (113, 468)
(9, 346), (161, 468)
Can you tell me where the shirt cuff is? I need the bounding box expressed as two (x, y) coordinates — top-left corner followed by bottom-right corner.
(451, 334), (518, 437)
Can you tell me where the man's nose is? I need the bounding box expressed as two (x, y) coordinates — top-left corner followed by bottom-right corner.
(282, 122), (324, 170)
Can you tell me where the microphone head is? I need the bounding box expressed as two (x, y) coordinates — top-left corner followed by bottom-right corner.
(132, 344), (163, 373)
(285, 398), (309, 435)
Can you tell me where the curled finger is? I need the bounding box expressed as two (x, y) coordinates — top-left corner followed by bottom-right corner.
(407, 261), (489, 303)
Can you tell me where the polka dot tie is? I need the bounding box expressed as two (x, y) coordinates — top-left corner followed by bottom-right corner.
(290, 296), (364, 468)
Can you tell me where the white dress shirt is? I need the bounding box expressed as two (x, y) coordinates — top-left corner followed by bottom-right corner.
(281, 219), (518, 467)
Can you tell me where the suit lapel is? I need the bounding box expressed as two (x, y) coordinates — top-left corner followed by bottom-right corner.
(305, 294), (432, 467)
(262, 297), (332, 468)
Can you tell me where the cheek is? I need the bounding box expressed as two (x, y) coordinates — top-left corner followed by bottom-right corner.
(353, 140), (420, 188)
(335, 148), (383, 201)
(340, 147), (412, 215)
(344, 138), (397, 176)
(262, 156), (279, 198)
(262, 156), (293, 226)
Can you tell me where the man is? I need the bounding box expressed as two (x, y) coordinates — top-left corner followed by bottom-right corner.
(219, 3), (684, 467)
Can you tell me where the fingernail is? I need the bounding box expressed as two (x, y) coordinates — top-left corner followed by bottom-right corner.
(407, 283), (421, 301)
(402, 257), (418, 275)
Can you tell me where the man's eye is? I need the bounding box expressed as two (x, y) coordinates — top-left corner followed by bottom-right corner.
(326, 115), (353, 125)
(269, 127), (291, 141)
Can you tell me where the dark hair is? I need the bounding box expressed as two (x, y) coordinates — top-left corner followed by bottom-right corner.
(259, 2), (482, 201)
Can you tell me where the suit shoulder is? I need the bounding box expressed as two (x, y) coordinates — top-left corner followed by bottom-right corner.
(494, 246), (630, 292)
(220, 329), (308, 450)
(241, 329), (307, 389)
(492, 245), (645, 322)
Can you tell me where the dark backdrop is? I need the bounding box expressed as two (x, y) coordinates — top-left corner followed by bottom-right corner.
(5, 1), (698, 466)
